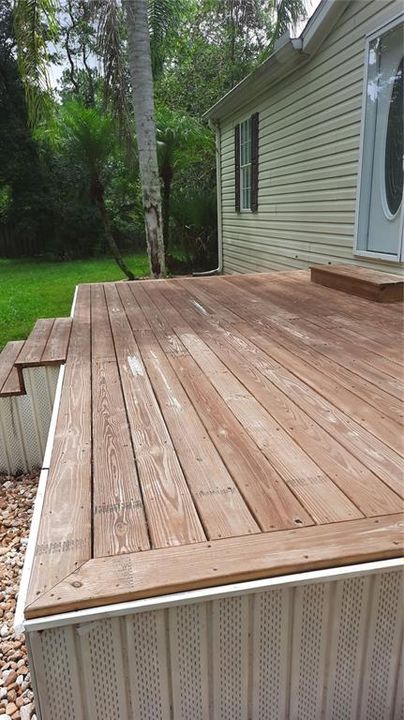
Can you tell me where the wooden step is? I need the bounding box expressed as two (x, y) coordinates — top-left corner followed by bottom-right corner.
(0, 341), (25, 396)
(15, 317), (72, 369)
(310, 264), (404, 303)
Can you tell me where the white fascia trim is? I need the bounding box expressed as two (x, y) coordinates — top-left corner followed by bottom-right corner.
(23, 558), (403, 633)
(301, 0), (349, 54)
(14, 286), (78, 635)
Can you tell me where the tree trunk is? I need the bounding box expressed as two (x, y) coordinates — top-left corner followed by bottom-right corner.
(91, 178), (135, 281)
(161, 162), (173, 256)
(124, 0), (166, 278)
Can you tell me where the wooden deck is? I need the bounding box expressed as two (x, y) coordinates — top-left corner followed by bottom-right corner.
(25, 270), (404, 618)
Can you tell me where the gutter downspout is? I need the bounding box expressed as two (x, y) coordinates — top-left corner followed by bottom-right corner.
(193, 119), (223, 276)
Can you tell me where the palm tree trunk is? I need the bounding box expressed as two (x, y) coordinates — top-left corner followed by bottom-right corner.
(92, 178), (135, 281)
(124, 0), (166, 278)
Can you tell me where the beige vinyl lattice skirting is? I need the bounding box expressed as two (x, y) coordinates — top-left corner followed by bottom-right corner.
(0, 366), (59, 475)
(25, 562), (403, 720)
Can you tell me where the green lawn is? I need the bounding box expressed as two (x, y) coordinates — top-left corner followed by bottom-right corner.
(0, 255), (150, 349)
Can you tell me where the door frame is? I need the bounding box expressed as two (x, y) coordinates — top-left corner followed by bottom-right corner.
(354, 12), (404, 263)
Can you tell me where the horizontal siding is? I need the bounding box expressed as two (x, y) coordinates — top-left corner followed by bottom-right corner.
(219, 0), (404, 276)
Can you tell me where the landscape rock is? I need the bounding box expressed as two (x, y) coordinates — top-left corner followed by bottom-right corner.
(0, 473), (38, 720)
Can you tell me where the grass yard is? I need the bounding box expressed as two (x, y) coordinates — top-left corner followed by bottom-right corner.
(0, 254), (150, 349)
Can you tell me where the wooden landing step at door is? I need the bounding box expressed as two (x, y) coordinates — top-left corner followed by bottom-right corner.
(310, 264), (404, 302)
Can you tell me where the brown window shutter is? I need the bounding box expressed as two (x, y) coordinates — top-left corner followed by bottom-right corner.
(251, 112), (259, 212)
(234, 124), (240, 212)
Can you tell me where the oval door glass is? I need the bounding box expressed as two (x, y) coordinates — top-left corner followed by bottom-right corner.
(385, 57), (403, 216)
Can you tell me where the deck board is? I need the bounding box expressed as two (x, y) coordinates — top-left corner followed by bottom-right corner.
(171, 282), (400, 514)
(104, 283), (206, 548)
(119, 282), (260, 540)
(174, 278), (403, 499)
(135, 283), (313, 531)
(91, 284), (150, 556)
(25, 271), (404, 618)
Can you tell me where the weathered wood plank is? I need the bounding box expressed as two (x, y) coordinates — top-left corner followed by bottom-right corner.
(0, 341), (25, 395)
(117, 282), (260, 540)
(26, 286), (92, 605)
(194, 277), (404, 430)
(139, 282), (314, 532)
(231, 275), (404, 397)
(91, 284), (150, 556)
(149, 284), (363, 524)
(41, 317), (72, 365)
(179, 279), (404, 501)
(26, 514), (404, 618)
(173, 281), (402, 512)
(104, 282), (206, 548)
(310, 264), (404, 302)
(15, 319), (54, 367)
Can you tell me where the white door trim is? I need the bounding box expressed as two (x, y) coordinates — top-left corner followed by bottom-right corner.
(354, 12), (404, 262)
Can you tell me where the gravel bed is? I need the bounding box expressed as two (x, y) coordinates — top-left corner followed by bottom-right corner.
(0, 473), (38, 720)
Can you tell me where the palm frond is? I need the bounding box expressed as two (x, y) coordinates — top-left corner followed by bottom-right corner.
(268, 0), (306, 48)
(95, 0), (133, 145)
(148, 0), (186, 76)
(14, 0), (58, 125)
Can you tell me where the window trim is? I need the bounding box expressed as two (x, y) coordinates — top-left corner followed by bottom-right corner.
(354, 13), (404, 263)
(239, 116), (253, 213)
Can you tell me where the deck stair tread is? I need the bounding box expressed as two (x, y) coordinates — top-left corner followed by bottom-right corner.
(310, 264), (404, 302)
(15, 317), (72, 369)
(0, 341), (26, 396)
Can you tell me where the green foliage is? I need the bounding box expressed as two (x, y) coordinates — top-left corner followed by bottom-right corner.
(5, 0), (307, 270)
(14, 0), (58, 124)
(0, 254), (149, 349)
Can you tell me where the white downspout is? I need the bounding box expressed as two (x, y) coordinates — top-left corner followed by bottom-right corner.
(193, 119), (223, 275)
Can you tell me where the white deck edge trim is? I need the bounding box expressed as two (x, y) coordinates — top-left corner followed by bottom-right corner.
(23, 558), (403, 633)
(14, 286), (78, 634)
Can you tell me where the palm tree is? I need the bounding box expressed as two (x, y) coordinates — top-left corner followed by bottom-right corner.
(14, 0), (170, 278)
(156, 107), (214, 255)
(43, 100), (136, 279)
(123, 0), (165, 277)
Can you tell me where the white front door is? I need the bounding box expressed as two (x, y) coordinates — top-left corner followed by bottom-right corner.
(357, 19), (404, 259)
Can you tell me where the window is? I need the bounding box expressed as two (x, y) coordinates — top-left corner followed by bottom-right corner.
(355, 18), (403, 260)
(240, 118), (252, 210)
(234, 113), (259, 213)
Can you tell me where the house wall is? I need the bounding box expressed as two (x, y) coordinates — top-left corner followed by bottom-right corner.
(219, 0), (404, 275)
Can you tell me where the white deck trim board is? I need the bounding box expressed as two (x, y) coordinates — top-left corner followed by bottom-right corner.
(14, 286), (78, 634)
(23, 558), (403, 633)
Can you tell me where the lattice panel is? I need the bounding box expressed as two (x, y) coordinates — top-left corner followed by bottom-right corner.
(16, 392), (42, 470)
(290, 581), (330, 719)
(23, 367), (56, 454)
(26, 568), (403, 720)
(126, 609), (171, 720)
(169, 602), (209, 719)
(251, 587), (291, 720)
(360, 571), (403, 719)
(0, 366), (58, 475)
(80, 618), (128, 719)
(326, 575), (370, 719)
(212, 595), (249, 720)
(34, 626), (84, 720)
(0, 396), (27, 474)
